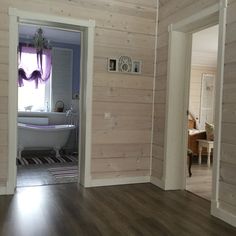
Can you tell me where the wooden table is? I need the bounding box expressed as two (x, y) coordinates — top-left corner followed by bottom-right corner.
(197, 139), (214, 167)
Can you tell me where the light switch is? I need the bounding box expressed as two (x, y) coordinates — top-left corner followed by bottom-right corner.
(104, 112), (111, 119)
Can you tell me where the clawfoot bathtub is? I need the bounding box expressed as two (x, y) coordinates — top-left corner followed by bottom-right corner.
(18, 123), (76, 158)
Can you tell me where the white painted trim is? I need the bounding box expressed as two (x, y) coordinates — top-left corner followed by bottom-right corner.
(163, 30), (192, 190)
(150, 176), (164, 189)
(211, 0), (227, 209)
(7, 12), (18, 195)
(7, 8), (95, 194)
(170, 3), (220, 32)
(164, 0), (235, 227)
(83, 25), (95, 187)
(90, 176), (150, 187)
(211, 201), (236, 227)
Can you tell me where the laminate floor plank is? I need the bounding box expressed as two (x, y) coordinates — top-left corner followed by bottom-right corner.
(186, 164), (212, 200)
(0, 183), (235, 236)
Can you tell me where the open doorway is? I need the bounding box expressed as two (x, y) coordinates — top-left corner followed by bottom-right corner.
(16, 24), (81, 187)
(186, 25), (219, 200)
(8, 9), (95, 193)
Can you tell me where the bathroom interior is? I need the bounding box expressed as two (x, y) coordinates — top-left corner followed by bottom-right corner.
(17, 24), (81, 187)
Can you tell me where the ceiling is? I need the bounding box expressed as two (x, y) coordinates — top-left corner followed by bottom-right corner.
(192, 25), (219, 53)
(192, 25), (219, 67)
(19, 24), (81, 45)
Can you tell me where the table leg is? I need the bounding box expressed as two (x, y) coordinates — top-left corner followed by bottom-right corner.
(207, 148), (211, 167)
(198, 146), (202, 165)
(188, 153), (192, 177)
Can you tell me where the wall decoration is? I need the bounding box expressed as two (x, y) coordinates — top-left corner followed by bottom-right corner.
(107, 56), (142, 74)
(118, 56), (132, 73)
(132, 60), (142, 74)
(108, 58), (118, 72)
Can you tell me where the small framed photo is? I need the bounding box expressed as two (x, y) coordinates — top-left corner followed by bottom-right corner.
(132, 60), (142, 74)
(108, 58), (118, 72)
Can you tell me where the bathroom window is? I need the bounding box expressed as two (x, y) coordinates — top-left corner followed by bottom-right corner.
(18, 50), (51, 112)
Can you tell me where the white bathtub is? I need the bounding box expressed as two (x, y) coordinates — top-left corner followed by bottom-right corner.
(18, 123), (76, 158)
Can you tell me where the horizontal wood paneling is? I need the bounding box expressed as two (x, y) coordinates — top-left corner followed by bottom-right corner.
(92, 130), (151, 144)
(93, 73), (153, 90)
(223, 83), (236, 104)
(0, 114), (8, 130)
(92, 143), (150, 159)
(0, 81), (8, 97)
(91, 169), (150, 179)
(220, 0), (236, 215)
(95, 28), (156, 49)
(91, 157), (150, 173)
(93, 115), (152, 131)
(93, 86), (153, 104)
(221, 143), (236, 165)
(152, 144), (164, 160)
(220, 161), (236, 186)
(0, 30), (8, 47)
(151, 158), (163, 179)
(93, 102), (153, 117)
(0, 64), (8, 81)
(219, 182), (236, 215)
(158, 0), (218, 34)
(0, 47), (8, 64)
(0, 0), (157, 184)
(0, 97), (8, 113)
(224, 62), (236, 84)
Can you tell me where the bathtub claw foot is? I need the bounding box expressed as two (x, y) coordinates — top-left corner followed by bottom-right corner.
(54, 147), (61, 157)
(17, 146), (23, 159)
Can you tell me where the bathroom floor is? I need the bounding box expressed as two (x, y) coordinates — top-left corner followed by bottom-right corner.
(17, 151), (79, 187)
(17, 163), (78, 187)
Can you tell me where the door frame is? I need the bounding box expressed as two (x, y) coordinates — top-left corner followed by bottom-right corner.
(163, 0), (233, 225)
(7, 8), (95, 193)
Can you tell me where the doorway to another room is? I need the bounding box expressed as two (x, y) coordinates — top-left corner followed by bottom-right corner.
(16, 24), (81, 187)
(8, 9), (95, 193)
(186, 25), (219, 200)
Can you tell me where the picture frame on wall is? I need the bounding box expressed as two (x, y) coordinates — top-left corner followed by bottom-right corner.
(108, 58), (118, 72)
(132, 60), (142, 74)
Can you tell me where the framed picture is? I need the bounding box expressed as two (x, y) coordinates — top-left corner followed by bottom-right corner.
(132, 60), (142, 74)
(108, 58), (118, 72)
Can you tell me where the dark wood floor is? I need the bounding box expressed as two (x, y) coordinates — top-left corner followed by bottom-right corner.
(0, 183), (235, 236)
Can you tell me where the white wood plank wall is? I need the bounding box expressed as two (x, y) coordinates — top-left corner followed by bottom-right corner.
(219, 0), (236, 216)
(0, 0), (157, 184)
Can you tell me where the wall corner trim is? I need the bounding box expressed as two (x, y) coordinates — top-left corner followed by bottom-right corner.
(211, 201), (236, 227)
(150, 176), (164, 189)
(90, 176), (150, 187)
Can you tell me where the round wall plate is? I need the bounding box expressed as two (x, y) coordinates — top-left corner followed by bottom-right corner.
(118, 56), (132, 73)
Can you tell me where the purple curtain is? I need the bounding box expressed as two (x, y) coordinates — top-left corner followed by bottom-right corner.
(18, 46), (52, 88)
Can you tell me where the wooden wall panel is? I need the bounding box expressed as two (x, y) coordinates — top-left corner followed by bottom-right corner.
(93, 102), (152, 117)
(0, 0), (157, 184)
(92, 143), (150, 159)
(217, 0), (236, 217)
(0, 65), (8, 81)
(219, 182), (236, 215)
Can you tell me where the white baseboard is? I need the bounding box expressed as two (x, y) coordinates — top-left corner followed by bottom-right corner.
(211, 201), (236, 227)
(90, 176), (150, 187)
(150, 176), (164, 189)
(0, 186), (7, 195)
